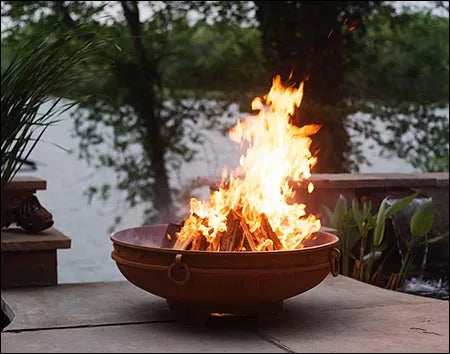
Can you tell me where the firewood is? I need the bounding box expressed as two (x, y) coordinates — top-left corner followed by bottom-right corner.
(225, 209), (253, 251)
(191, 232), (209, 251)
(231, 225), (244, 251)
(220, 231), (232, 251)
(219, 221), (234, 251)
(259, 213), (283, 250)
(228, 226), (242, 251)
(207, 232), (223, 251)
(256, 239), (274, 251)
(174, 209), (286, 252)
(240, 218), (257, 251)
(161, 222), (183, 249)
(175, 213), (208, 250)
(175, 237), (193, 250)
(225, 209), (244, 251)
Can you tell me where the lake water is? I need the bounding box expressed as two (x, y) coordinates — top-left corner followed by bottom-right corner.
(26, 105), (421, 284)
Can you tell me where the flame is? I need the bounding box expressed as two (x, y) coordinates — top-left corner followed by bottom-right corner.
(177, 75), (321, 250)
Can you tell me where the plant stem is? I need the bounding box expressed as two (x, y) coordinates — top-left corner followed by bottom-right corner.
(398, 245), (413, 287)
(365, 243), (375, 283)
(358, 236), (367, 280)
(342, 227), (350, 276)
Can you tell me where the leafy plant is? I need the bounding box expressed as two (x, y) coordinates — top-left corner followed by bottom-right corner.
(363, 193), (418, 283)
(396, 198), (446, 288)
(322, 192), (418, 283)
(322, 195), (355, 276)
(1, 30), (99, 190)
(352, 197), (374, 281)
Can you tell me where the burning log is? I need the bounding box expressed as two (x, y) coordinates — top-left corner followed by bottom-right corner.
(163, 209), (287, 252)
(239, 217), (259, 252)
(191, 233), (209, 251)
(256, 239), (274, 251)
(172, 214), (204, 250)
(259, 213), (283, 250)
(161, 222), (183, 249)
(206, 233), (221, 251)
(222, 209), (244, 251)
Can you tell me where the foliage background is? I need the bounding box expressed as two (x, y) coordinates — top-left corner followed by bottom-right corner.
(1, 1), (448, 224)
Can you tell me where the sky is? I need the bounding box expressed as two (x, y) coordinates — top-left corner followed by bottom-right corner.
(108, 1), (449, 24)
(1, 1), (448, 33)
(391, 1), (448, 16)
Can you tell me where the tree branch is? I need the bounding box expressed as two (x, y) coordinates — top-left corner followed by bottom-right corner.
(53, 1), (77, 29)
(120, 1), (149, 75)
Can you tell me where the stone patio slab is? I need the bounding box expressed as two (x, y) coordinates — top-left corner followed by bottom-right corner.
(1, 276), (448, 352)
(2, 276), (438, 332)
(2, 281), (175, 331)
(259, 302), (448, 353)
(1, 321), (284, 353)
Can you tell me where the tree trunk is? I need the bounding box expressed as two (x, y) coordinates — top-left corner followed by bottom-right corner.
(255, 1), (352, 172)
(121, 1), (173, 221)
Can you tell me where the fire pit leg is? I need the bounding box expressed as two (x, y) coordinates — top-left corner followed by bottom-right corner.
(166, 300), (284, 325)
(167, 301), (211, 325)
(256, 301), (283, 325)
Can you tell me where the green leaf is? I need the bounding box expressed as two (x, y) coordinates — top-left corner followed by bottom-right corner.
(385, 192), (418, 217)
(419, 234), (446, 245)
(374, 220), (386, 247)
(366, 212), (377, 228)
(321, 204), (334, 226)
(342, 208), (354, 224)
(1, 29), (102, 189)
(375, 237), (390, 252)
(332, 194), (347, 225)
(373, 197), (389, 246)
(363, 200), (372, 218)
(410, 199), (433, 238)
(363, 251), (383, 264)
(327, 195), (347, 237)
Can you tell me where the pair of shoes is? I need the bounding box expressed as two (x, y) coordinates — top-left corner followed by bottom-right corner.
(2, 195), (54, 233)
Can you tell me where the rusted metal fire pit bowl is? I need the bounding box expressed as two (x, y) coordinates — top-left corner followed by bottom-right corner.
(111, 224), (339, 323)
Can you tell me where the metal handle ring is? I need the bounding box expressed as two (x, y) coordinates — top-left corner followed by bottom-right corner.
(330, 248), (341, 277)
(168, 253), (191, 285)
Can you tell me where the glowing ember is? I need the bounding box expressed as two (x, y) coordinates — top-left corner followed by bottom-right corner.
(174, 75), (321, 251)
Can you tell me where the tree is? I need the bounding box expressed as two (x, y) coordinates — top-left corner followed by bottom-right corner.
(2, 1), (447, 227)
(1, 1), (264, 223)
(255, 1), (388, 172)
(346, 10), (449, 172)
(255, 1), (449, 172)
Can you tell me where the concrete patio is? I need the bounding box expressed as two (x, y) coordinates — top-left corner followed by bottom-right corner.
(1, 275), (448, 353)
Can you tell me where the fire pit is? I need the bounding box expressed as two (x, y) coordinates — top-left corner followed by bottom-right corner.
(111, 224), (339, 323)
(110, 75), (341, 323)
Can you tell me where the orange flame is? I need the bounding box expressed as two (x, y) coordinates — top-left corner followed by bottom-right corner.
(177, 75), (321, 250)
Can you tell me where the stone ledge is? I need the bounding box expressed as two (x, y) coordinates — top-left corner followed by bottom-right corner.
(307, 172), (449, 189)
(1, 227), (71, 289)
(1, 227), (71, 252)
(3, 176), (46, 191)
(202, 173), (449, 190)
